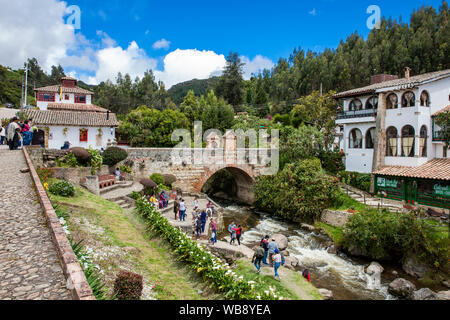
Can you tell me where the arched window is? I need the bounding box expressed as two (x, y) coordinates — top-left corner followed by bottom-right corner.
(386, 93), (398, 109)
(420, 91), (430, 107)
(386, 127), (398, 156)
(420, 126), (428, 157)
(366, 96), (378, 109)
(366, 127), (376, 149)
(349, 99), (363, 111)
(402, 125), (415, 157)
(402, 91), (416, 108)
(349, 129), (363, 149)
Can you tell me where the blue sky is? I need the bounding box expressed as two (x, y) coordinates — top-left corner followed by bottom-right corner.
(0, 0), (445, 87)
(72, 0), (444, 62)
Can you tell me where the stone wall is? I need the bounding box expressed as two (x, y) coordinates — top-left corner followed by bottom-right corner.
(321, 209), (353, 227)
(53, 166), (109, 185)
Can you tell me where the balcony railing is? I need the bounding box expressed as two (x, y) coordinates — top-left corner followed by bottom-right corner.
(433, 130), (442, 142)
(337, 109), (377, 120)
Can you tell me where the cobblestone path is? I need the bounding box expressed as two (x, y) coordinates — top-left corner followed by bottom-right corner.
(0, 150), (71, 300)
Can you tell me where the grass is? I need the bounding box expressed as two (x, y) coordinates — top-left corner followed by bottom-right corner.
(331, 191), (370, 213)
(314, 222), (345, 247)
(49, 182), (221, 300)
(233, 260), (322, 300)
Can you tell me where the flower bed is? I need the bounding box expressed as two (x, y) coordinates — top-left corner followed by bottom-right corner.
(136, 197), (281, 300)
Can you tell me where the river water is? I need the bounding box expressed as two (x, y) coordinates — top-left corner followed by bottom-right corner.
(216, 202), (402, 300)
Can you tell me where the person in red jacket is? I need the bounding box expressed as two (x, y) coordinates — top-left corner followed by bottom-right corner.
(232, 225), (243, 246)
(302, 269), (311, 282)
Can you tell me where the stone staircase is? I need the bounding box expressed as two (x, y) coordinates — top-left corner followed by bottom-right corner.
(340, 184), (406, 213)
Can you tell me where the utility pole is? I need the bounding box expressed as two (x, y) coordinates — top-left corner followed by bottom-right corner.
(21, 75), (24, 108)
(24, 61), (29, 108)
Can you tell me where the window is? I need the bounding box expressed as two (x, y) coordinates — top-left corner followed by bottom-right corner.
(420, 126), (427, 157)
(386, 93), (398, 109)
(75, 95), (86, 104)
(349, 128), (363, 149)
(402, 125), (415, 157)
(349, 99), (362, 111)
(366, 127), (376, 149)
(38, 93), (55, 102)
(386, 127), (398, 156)
(402, 91), (416, 108)
(420, 91), (430, 107)
(64, 94), (70, 101)
(79, 129), (88, 142)
(366, 96), (378, 109)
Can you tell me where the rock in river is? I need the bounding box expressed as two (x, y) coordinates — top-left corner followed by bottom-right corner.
(411, 288), (438, 300)
(437, 290), (450, 300)
(388, 278), (416, 299)
(272, 234), (288, 251)
(318, 289), (333, 300)
(402, 254), (429, 279)
(365, 262), (384, 275)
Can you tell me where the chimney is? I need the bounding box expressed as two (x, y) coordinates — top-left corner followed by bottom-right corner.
(405, 67), (411, 80)
(106, 110), (110, 120)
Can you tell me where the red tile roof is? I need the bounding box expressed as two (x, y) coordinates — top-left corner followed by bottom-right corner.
(373, 159), (450, 181)
(25, 110), (119, 127)
(34, 85), (93, 95)
(47, 103), (108, 113)
(432, 105), (450, 117)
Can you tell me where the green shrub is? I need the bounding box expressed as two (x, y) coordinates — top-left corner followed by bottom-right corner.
(343, 210), (450, 269)
(338, 171), (372, 193)
(119, 165), (133, 174)
(113, 270), (143, 300)
(163, 174), (177, 186)
(254, 158), (340, 223)
(56, 152), (79, 168)
(36, 167), (55, 184)
(88, 147), (103, 175)
(130, 191), (141, 200)
(319, 151), (345, 175)
(49, 181), (75, 197)
(150, 173), (164, 186)
(103, 147), (128, 166)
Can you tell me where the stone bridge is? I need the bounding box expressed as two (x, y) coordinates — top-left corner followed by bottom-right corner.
(124, 148), (275, 204)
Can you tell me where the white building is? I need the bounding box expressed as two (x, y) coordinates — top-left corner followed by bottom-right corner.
(26, 77), (119, 150)
(334, 68), (450, 209)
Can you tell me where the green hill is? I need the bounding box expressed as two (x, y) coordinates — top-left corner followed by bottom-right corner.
(168, 77), (220, 104)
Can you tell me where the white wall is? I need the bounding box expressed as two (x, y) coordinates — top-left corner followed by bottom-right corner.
(343, 123), (376, 173)
(48, 126), (116, 150)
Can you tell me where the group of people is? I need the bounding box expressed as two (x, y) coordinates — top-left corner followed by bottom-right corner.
(227, 221), (243, 246)
(251, 236), (284, 280)
(173, 197), (217, 244)
(0, 117), (36, 150)
(146, 190), (169, 209)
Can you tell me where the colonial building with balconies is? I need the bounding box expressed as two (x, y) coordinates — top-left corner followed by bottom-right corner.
(334, 68), (450, 209)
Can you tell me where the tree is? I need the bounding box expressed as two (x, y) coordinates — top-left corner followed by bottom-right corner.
(215, 52), (245, 108)
(180, 90), (200, 126)
(118, 106), (189, 147)
(50, 65), (66, 83)
(200, 90), (235, 133)
(435, 111), (450, 148)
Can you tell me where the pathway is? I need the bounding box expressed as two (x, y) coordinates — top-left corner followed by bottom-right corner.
(0, 150), (71, 300)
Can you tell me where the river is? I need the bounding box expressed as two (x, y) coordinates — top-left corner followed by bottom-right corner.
(215, 201), (411, 300)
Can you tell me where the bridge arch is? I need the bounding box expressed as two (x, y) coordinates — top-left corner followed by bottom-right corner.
(194, 165), (256, 204)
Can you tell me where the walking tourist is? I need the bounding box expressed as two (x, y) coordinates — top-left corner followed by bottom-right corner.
(193, 196), (199, 211)
(195, 218), (202, 238)
(179, 199), (186, 221)
(206, 201), (215, 216)
(11, 128), (21, 150)
(0, 125), (5, 145)
(252, 246), (265, 273)
(7, 117), (20, 150)
(261, 235), (270, 265)
(200, 210), (207, 234)
(233, 224), (243, 246)
(115, 168), (121, 182)
(268, 238), (279, 266)
(273, 249), (282, 281)
(210, 218), (217, 244)
(229, 221), (237, 245)
(173, 199), (180, 220)
(302, 269), (311, 283)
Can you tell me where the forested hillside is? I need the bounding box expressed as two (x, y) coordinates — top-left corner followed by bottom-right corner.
(167, 77), (220, 104)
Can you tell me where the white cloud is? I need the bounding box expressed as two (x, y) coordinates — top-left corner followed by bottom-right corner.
(309, 8), (317, 16)
(152, 38), (171, 50)
(241, 55), (274, 80)
(0, 0), (75, 71)
(154, 49), (226, 88)
(86, 41), (158, 84)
